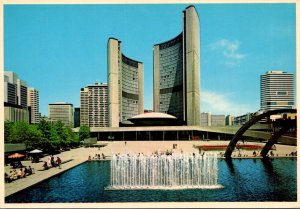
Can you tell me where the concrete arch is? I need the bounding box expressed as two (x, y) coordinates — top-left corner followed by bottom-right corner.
(225, 108), (296, 159)
(260, 120), (295, 157)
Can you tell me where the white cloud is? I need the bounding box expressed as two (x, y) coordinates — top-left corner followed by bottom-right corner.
(209, 39), (247, 67)
(201, 90), (256, 116)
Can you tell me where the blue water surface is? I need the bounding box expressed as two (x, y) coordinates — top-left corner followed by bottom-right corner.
(5, 158), (297, 203)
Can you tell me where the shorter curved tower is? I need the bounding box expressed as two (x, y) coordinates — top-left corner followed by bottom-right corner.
(108, 38), (144, 127)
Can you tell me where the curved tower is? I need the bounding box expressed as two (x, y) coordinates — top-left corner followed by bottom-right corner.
(153, 5), (200, 125)
(108, 38), (144, 127)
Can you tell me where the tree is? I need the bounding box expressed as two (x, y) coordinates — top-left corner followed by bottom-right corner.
(37, 119), (52, 141)
(79, 125), (90, 141)
(53, 120), (68, 149)
(4, 121), (14, 142)
(7, 121), (31, 143)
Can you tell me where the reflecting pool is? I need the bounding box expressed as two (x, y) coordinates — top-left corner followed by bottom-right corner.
(5, 158), (297, 203)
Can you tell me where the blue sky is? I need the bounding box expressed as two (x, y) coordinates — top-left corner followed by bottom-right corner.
(4, 3), (296, 116)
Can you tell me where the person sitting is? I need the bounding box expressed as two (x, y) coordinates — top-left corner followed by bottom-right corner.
(11, 170), (18, 180)
(43, 161), (49, 170)
(17, 168), (26, 178)
(5, 173), (12, 183)
(102, 153), (106, 159)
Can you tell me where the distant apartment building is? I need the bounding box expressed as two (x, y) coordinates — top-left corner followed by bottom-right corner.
(233, 113), (253, 125)
(48, 102), (74, 127)
(5, 71), (28, 109)
(211, 115), (226, 126)
(27, 87), (40, 124)
(200, 112), (211, 126)
(4, 71), (30, 123)
(107, 38), (144, 127)
(4, 74), (17, 105)
(74, 107), (80, 128)
(201, 113), (225, 126)
(80, 83), (108, 127)
(226, 115), (235, 126)
(153, 6), (200, 126)
(260, 71), (294, 111)
(4, 71), (28, 108)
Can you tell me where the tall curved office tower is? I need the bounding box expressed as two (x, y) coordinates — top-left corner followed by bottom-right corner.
(153, 5), (200, 125)
(107, 38), (144, 127)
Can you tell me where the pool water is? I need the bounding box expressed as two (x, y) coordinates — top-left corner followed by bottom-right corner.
(5, 158), (297, 202)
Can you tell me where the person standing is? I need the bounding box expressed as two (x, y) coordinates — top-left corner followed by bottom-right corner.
(56, 157), (62, 169)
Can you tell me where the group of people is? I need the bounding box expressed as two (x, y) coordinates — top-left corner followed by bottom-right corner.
(43, 155), (62, 170)
(5, 166), (34, 183)
(88, 153), (106, 160)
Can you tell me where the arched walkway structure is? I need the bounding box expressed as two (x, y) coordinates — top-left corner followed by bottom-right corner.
(260, 119), (295, 157)
(225, 109), (297, 159)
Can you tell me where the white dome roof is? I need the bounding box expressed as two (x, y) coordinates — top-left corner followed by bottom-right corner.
(130, 112), (177, 119)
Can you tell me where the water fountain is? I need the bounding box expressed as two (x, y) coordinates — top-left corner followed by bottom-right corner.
(106, 152), (222, 190)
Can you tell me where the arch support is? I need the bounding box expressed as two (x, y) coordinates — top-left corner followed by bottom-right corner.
(260, 120), (295, 157)
(225, 109), (296, 159)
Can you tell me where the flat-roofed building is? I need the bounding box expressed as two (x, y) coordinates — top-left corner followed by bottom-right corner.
(153, 6), (200, 126)
(226, 115), (235, 126)
(27, 87), (40, 124)
(80, 83), (108, 127)
(200, 112), (211, 126)
(211, 115), (225, 126)
(4, 102), (30, 123)
(260, 71), (294, 111)
(107, 38), (144, 127)
(48, 102), (74, 127)
(74, 107), (80, 128)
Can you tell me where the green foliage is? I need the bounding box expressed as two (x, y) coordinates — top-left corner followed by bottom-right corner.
(4, 119), (80, 153)
(4, 121), (14, 142)
(79, 125), (90, 141)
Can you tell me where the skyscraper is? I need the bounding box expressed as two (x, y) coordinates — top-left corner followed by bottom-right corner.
(4, 74), (17, 105)
(260, 71), (294, 111)
(4, 71), (30, 123)
(107, 38), (144, 127)
(153, 5), (200, 125)
(4, 71), (28, 108)
(27, 87), (40, 124)
(80, 83), (108, 127)
(74, 107), (80, 128)
(48, 102), (74, 127)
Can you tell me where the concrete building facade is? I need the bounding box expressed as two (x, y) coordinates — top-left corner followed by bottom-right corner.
(4, 71), (28, 108)
(4, 103), (30, 123)
(4, 72), (30, 123)
(48, 102), (74, 127)
(226, 115), (235, 126)
(153, 6), (200, 126)
(4, 75), (17, 105)
(260, 71), (294, 111)
(200, 112), (211, 126)
(80, 83), (108, 128)
(211, 115), (226, 127)
(107, 38), (144, 127)
(27, 87), (40, 124)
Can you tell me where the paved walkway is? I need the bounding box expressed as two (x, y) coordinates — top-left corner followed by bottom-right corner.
(4, 140), (297, 198)
(5, 145), (109, 197)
